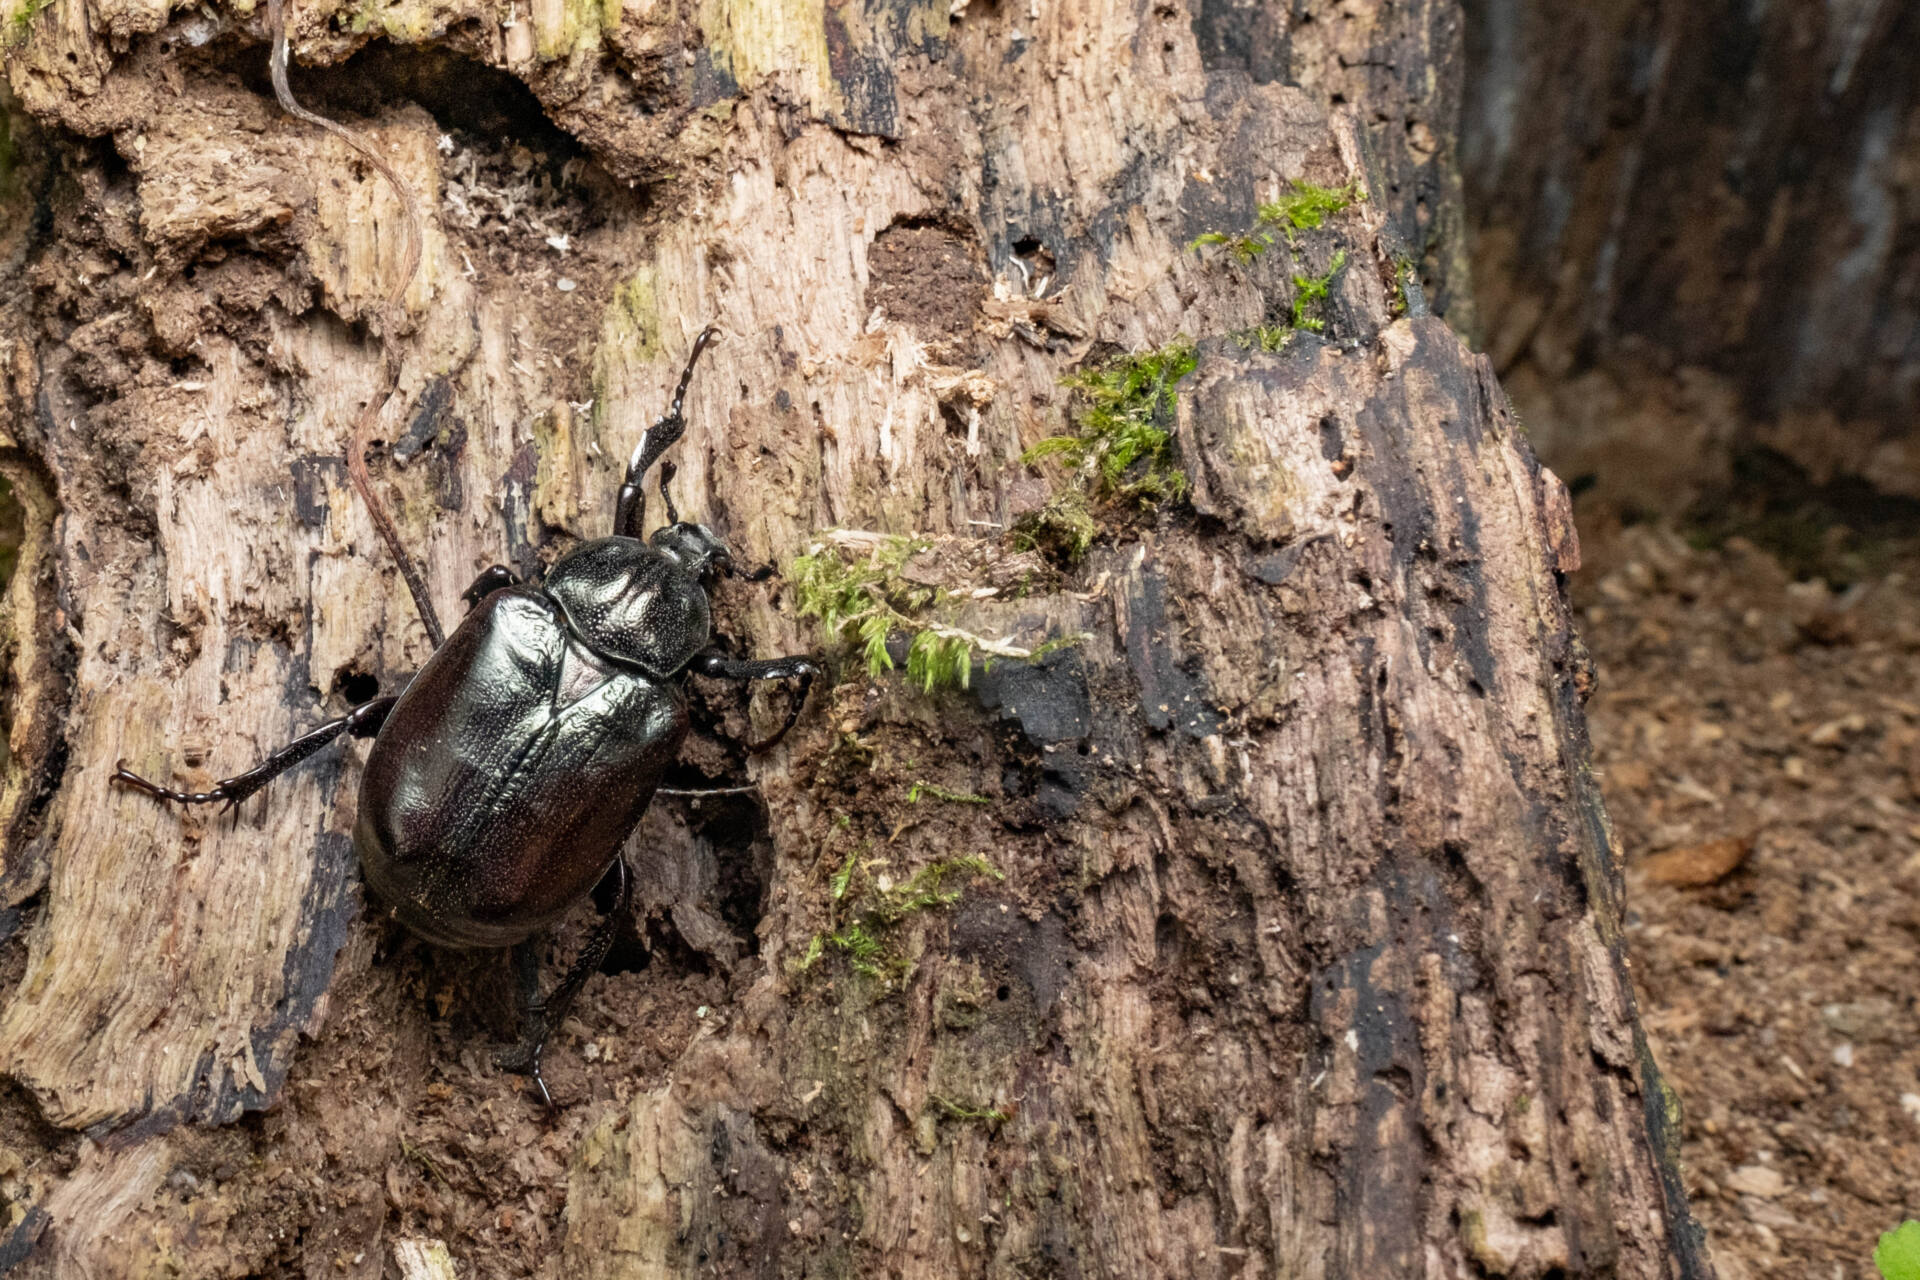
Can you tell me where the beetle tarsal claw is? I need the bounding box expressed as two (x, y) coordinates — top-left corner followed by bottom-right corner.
(495, 1036), (558, 1108)
(533, 1062), (554, 1110)
(111, 764), (171, 803)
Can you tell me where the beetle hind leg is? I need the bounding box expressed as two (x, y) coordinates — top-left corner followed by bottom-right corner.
(112, 694), (399, 813)
(497, 857), (632, 1107)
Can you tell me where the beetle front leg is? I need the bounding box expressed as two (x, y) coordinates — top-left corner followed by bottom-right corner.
(497, 857), (632, 1107)
(688, 650), (820, 752)
(112, 693), (401, 813)
(612, 326), (719, 539)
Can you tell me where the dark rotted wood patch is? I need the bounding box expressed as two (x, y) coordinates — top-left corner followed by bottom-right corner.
(864, 221), (986, 343)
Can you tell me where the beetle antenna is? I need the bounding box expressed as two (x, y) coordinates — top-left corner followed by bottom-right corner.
(614, 325), (719, 539)
(267, 0), (445, 647)
(658, 459), (680, 526)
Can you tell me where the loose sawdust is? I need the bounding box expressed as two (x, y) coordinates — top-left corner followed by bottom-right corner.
(1580, 524), (1920, 1278)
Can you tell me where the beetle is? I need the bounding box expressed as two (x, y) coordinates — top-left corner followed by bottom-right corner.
(114, 327), (817, 1102)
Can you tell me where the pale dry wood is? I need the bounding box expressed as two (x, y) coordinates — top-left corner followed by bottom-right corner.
(0, 91), (493, 1134)
(0, 0), (1712, 1274)
(393, 1237), (460, 1280)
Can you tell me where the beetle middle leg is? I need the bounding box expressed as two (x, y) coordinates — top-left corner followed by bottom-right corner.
(113, 693), (400, 813)
(496, 857), (632, 1107)
(461, 565), (518, 611)
(688, 650), (820, 751)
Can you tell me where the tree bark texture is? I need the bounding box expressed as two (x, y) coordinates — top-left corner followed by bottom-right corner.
(1460, 0), (1920, 505)
(0, 0), (1710, 1275)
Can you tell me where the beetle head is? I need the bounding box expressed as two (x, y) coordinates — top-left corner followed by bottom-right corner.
(651, 521), (733, 581)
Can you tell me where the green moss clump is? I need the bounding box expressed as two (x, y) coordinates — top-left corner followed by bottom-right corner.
(881, 856), (1003, 917)
(793, 536), (975, 692)
(1187, 179), (1364, 262)
(793, 535), (1072, 693)
(1189, 178), (1361, 349)
(795, 853), (1005, 982)
(1257, 179), (1364, 244)
(1220, 251), (1347, 351)
(794, 535), (926, 637)
(1013, 339), (1198, 565)
(1023, 337), (1196, 507)
(903, 630), (975, 694)
(792, 534), (940, 683)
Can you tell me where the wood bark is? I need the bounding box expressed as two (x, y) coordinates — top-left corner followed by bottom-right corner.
(0, 0), (1710, 1275)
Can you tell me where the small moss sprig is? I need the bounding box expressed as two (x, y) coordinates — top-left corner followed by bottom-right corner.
(1259, 178), (1364, 243)
(1289, 249), (1348, 333)
(1187, 178), (1364, 260)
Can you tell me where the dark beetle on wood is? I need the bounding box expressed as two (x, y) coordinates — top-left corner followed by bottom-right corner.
(114, 327), (817, 1102)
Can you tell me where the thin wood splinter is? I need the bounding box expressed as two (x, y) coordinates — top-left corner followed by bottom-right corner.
(267, 0), (444, 646)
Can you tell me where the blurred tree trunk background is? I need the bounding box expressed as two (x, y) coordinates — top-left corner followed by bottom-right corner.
(1461, 0), (1920, 540)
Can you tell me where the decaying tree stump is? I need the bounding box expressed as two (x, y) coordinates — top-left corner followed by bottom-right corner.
(0, 0), (1713, 1274)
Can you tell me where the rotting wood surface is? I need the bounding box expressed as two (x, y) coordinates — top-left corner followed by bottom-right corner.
(0, 0), (1711, 1274)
